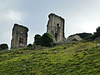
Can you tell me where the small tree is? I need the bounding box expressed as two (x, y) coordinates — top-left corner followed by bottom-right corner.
(27, 44), (33, 47)
(0, 44), (8, 50)
(41, 33), (53, 47)
(90, 27), (100, 40)
(96, 27), (100, 33)
(34, 34), (41, 46)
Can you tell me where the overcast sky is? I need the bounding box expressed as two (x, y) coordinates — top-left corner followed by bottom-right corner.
(0, 0), (100, 48)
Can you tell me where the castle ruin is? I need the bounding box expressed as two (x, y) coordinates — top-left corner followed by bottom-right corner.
(11, 24), (29, 49)
(47, 13), (66, 43)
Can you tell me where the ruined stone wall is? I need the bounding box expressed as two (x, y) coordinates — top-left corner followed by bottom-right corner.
(47, 13), (65, 43)
(11, 24), (29, 49)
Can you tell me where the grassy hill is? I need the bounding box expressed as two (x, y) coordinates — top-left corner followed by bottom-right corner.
(0, 41), (100, 75)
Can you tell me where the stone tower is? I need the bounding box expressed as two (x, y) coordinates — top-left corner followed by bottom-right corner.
(47, 13), (65, 43)
(11, 24), (29, 49)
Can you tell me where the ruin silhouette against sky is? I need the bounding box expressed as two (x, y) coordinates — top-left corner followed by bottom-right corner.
(0, 0), (100, 47)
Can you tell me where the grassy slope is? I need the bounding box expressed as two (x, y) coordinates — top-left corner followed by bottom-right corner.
(0, 41), (100, 75)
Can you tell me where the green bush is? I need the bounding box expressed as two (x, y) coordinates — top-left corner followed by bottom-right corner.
(77, 33), (93, 40)
(27, 44), (33, 50)
(0, 44), (8, 50)
(27, 44), (33, 47)
(34, 34), (41, 46)
(96, 27), (100, 33)
(41, 33), (53, 47)
(90, 27), (100, 40)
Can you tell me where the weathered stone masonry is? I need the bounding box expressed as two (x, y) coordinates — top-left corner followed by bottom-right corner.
(47, 13), (66, 43)
(11, 24), (29, 49)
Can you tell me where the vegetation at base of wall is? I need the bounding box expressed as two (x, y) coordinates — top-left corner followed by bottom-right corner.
(0, 41), (100, 75)
(34, 33), (54, 47)
(34, 34), (42, 46)
(0, 44), (8, 51)
(41, 33), (53, 47)
(27, 44), (33, 47)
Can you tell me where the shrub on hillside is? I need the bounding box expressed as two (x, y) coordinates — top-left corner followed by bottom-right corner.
(41, 33), (53, 47)
(27, 44), (33, 50)
(90, 27), (100, 40)
(27, 44), (33, 47)
(77, 33), (93, 40)
(69, 33), (93, 40)
(0, 44), (8, 50)
(34, 34), (41, 46)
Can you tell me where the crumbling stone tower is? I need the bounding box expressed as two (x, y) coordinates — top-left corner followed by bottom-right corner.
(47, 13), (65, 43)
(11, 24), (29, 49)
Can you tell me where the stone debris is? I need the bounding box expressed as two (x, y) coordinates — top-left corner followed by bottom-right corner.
(96, 44), (100, 47)
(66, 35), (82, 42)
(54, 50), (57, 54)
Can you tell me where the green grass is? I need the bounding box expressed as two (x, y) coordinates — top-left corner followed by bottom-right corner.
(0, 41), (100, 75)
